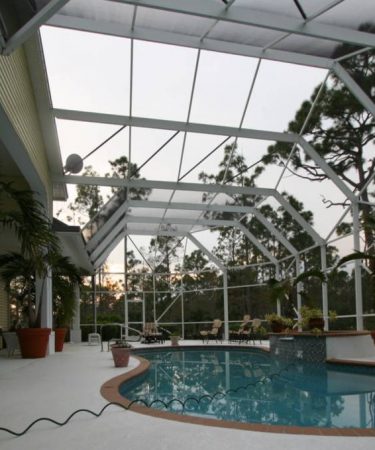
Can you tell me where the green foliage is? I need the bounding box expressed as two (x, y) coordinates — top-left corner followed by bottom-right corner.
(68, 166), (104, 223)
(294, 268), (326, 285)
(0, 179), (82, 328)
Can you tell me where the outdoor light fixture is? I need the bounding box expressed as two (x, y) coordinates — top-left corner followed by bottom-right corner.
(64, 154), (84, 174)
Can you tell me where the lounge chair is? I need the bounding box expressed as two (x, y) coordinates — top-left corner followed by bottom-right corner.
(229, 315), (252, 343)
(200, 319), (223, 343)
(141, 322), (163, 344)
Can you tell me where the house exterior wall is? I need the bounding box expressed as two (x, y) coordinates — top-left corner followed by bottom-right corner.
(0, 46), (51, 197)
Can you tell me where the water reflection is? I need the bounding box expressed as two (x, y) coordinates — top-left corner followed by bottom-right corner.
(121, 349), (375, 429)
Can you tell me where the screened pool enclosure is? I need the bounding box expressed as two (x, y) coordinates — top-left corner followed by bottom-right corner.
(4, 0), (374, 340)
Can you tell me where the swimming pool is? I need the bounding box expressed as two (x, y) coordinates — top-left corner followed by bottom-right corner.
(119, 347), (375, 430)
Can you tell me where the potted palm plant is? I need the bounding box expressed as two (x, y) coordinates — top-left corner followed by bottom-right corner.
(110, 339), (132, 367)
(0, 181), (60, 357)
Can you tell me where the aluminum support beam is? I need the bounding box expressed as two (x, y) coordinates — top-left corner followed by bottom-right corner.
(352, 202), (364, 330)
(333, 63), (375, 118)
(223, 269), (229, 341)
(53, 108), (299, 144)
(320, 245), (329, 331)
(48, 14), (333, 69)
(55, 174), (276, 197)
(110, 0), (375, 48)
(295, 255), (302, 316)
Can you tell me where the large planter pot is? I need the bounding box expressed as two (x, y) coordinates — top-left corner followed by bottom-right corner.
(370, 331), (375, 345)
(111, 346), (131, 367)
(16, 328), (51, 358)
(54, 328), (67, 352)
(308, 317), (325, 331)
(270, 321), (285, 333)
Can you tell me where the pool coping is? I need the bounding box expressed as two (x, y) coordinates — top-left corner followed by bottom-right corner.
(100, 346), (375, 437)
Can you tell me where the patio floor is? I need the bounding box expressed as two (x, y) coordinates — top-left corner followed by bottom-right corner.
(0, 341), (374, 450)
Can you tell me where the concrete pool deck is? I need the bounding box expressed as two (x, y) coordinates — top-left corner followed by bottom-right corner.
(0, 340), (374, 450)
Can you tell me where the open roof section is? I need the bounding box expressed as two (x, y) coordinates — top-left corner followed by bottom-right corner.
(27, 0), (374, 270)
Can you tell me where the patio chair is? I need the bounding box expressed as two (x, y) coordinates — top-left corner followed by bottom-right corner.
(248, 318), (263, 345)
(200, 319), (223, 343)
(229, 315), (251, 343)
(141, 322), (163, 344)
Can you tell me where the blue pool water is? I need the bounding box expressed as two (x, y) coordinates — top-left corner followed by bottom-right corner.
(120, 348), (375, 429)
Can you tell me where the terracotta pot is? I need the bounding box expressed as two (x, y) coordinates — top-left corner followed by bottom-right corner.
(308, 317), (324, 331)
(270, 321), (285, 333)
(16, 328), (51, 358)
(54, 328), (67, 352)
(370, 331), (375, 345)
(111, 346), (131, 367)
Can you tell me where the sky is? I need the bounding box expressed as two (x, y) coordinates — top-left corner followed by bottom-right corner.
(40, 25), (362, 273)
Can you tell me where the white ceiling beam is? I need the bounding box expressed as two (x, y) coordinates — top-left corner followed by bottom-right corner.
(54, 174), (276, 197)
(127, 199), (255, 214)
(333, 62), (375, 118)
(53, 108), (299, 144)
(47, 14), (333, 69)
(2, 0), (70, 55)
(109, 0), (375, 49)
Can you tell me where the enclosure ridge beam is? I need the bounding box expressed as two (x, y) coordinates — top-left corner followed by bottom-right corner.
(53, 108), (299, 143)
(48, 14), (334, 69)
(110, 0), (375, 48)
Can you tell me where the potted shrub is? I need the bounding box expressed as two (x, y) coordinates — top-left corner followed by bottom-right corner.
(265, 313), (287, 333)
(299, 306), (337, 331)
(111, 340), (132, 367)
